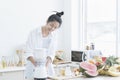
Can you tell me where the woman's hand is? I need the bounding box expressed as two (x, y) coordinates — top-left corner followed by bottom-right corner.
(27, 56), (36, 67)
(46, 56), (52, 68)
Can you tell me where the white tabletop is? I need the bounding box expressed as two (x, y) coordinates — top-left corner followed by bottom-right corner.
(69, 76), (120, 80)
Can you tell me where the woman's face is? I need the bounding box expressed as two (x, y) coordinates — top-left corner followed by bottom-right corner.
(47, 21), (60, 32)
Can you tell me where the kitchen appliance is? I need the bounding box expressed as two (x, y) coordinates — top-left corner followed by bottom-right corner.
(33, 48), (47, 78)
(71, 50), (86, 62)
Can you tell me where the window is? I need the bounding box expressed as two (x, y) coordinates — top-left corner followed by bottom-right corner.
(71, 0), (117, 56)
(86, 0), (117, 56)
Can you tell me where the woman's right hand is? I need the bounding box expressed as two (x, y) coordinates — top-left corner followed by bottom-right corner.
(46, 56), (52, 65)
(27, 56), (36, 67)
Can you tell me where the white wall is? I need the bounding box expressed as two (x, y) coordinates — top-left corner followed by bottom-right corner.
(117, 0), (120, 57)
(0, 0), (64, 56)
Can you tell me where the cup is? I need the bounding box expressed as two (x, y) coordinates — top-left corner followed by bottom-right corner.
(102, 57), (106, 62)
(65, 66), (72, 76)
(59, 68), (65, 76)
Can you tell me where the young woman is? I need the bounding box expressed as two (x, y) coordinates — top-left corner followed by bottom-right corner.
(25, 11), (64, 80)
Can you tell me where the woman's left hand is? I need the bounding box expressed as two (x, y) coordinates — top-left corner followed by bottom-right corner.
(46, 56), (52, 69)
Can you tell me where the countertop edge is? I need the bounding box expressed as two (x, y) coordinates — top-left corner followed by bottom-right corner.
(0, 67), (25, 72)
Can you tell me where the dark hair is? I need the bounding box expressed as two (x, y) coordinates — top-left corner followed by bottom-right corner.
(47, 11), (64, 26)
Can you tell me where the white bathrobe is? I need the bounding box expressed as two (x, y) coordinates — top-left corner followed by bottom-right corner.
(24, 27), (57, 79)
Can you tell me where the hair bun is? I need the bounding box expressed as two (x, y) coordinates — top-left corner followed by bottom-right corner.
(56, 11), (64, 17)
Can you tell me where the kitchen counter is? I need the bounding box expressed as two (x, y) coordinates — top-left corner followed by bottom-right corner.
(0, 67), (25, 72)
(0, 66), (120, 80)
(49, 75), (120, 80)
(51, 62), (120, 80)
(69, 76), (120, 80)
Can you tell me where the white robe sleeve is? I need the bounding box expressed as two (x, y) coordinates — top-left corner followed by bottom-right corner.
(47, 33), (58, 76)
(25, 32), (34, 60)
(47, 34), (57, 61)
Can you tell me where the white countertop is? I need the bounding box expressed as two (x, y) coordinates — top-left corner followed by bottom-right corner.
(70, 76), (120, 80)
(51, 62), (120, 80)
(50, 75), (120, 80)
(0, 67), (25, 73)
(0, 66), (120, 80)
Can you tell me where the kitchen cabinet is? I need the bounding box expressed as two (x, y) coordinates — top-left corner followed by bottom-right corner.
(0, 67), (25, 80)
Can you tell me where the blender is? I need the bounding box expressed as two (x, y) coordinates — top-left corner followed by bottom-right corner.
(33, 48), (47, 79)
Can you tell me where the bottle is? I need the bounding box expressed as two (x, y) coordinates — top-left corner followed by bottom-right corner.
(86, 45), (90, 50)
(1, 56), (6, 68)
(90, 43), (95, 50)
(0, 57), (2, 69)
